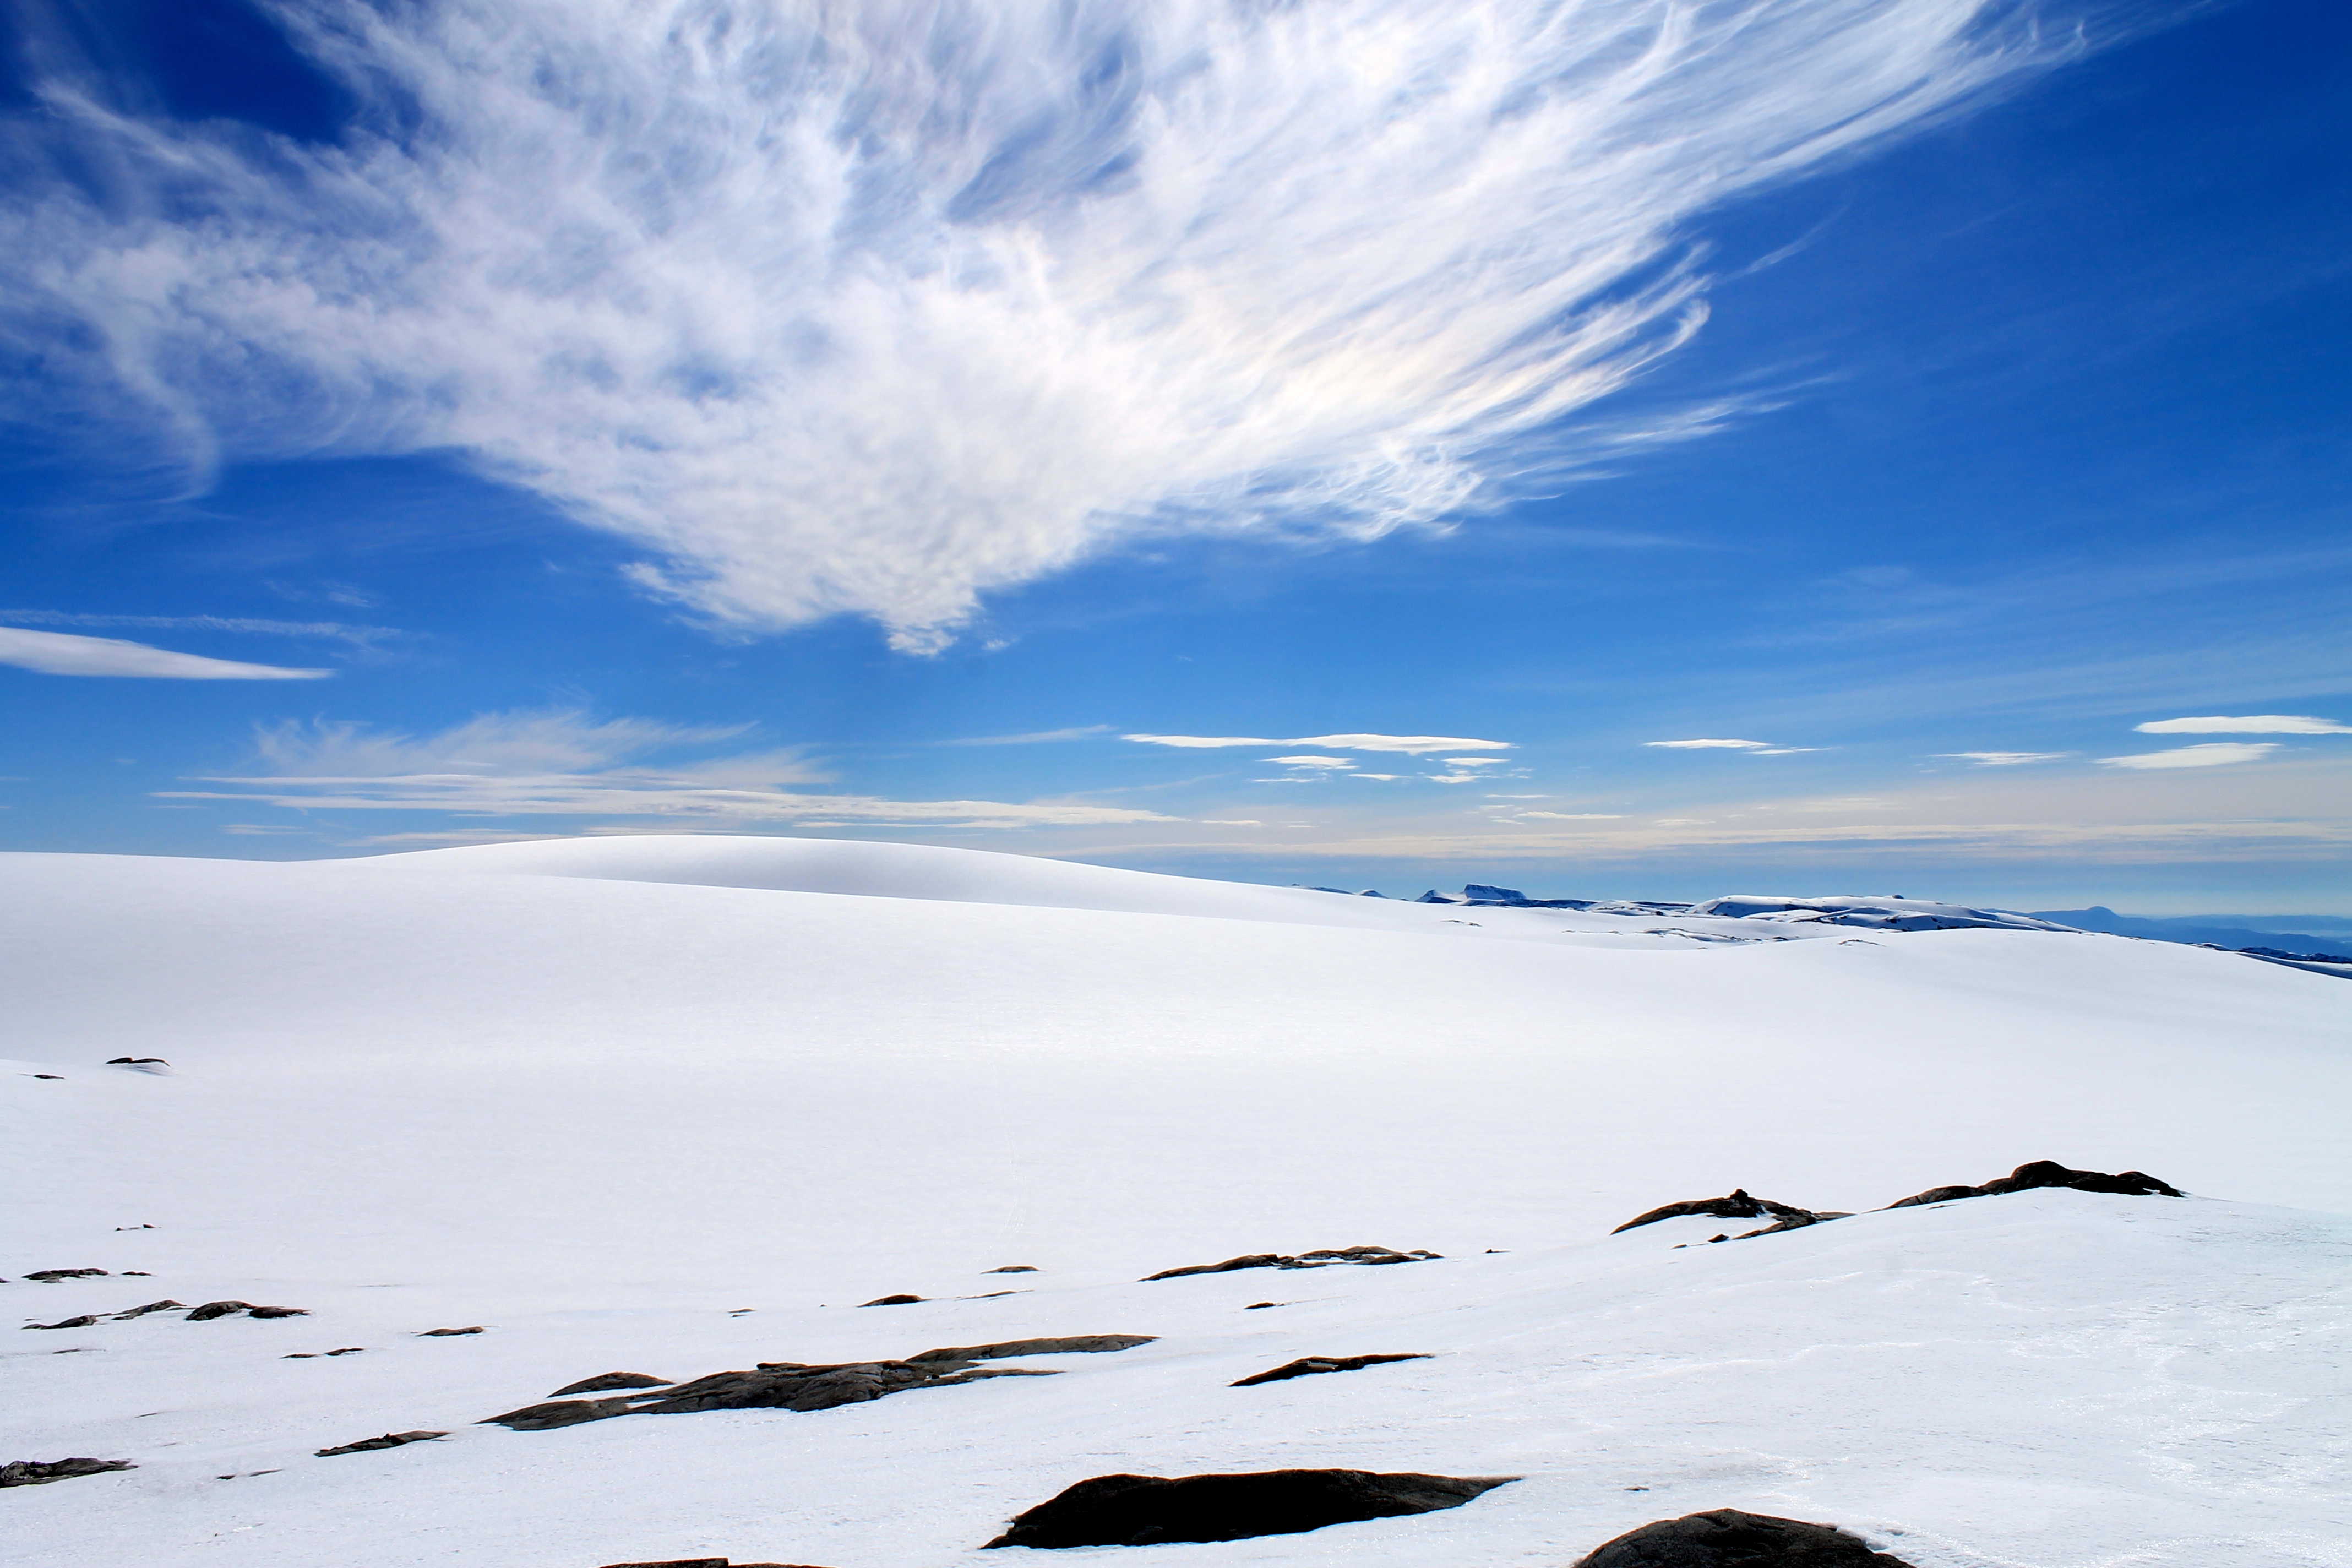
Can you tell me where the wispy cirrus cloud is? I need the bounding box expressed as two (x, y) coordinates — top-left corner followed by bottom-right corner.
(1128, 733), (1509, 754)
(2135, 715), (2350, 735)
(2100, 743), (2280, 770)
(1937, 751), (2073, 766)
(1, 0), (2116, 652)
(167, 709), (1176, 830)
(1646, 738), (1770, 750)
(1, 609), (403, 653)
(0, 626), (330, 680)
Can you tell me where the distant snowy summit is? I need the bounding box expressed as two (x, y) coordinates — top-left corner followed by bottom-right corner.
(1303, 885), (2071, 933)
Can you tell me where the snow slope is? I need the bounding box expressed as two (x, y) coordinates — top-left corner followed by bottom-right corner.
(3, 838), (2347, 1568)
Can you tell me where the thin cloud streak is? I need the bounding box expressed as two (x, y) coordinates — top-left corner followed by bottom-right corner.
(2100, 743), (2280, 770)
(178, 709), (1173, 829)
(2136, 715), (2350, 735)
(2, 0), (2110, 650)
(0, 626), (330, 679)
(1127, 733), (1510, 753)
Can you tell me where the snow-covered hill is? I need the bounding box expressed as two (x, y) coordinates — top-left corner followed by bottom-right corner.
(3, 839), (2346, 1568)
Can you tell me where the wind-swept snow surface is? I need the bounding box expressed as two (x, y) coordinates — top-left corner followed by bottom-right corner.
(2, 839), (2347, 1568)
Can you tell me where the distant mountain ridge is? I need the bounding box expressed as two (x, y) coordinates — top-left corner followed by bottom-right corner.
(2029, 907), (2352, 959)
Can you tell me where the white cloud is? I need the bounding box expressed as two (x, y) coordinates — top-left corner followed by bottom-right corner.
(1645, 738), (1771, 749)
(2100, 743), (2280, 770)
(1128, 733), (1509, 753)
(1747, 748), (1819, 755)
(1353, 774), (1406, 781)
(2135, 715), (2350, 735)
(1264, 756), (1357, 769)
(1, 0), (2099, 651)
(1937, 751), (2073, 766)
(1441, 757), (1506, 767)
(0, 626), (330, 680)
(1200, 819), (1264, 826)
(168, 709), (1176, 829)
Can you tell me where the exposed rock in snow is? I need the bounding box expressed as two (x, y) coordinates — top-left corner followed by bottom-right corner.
(984, 1265), (1039, 1273)
(24, 1268), (107, 1282)
(1144, 1246), (1439, 1280)
(1, 1457), (136, 1487)
(281, 1348), (364, 1358)
(416, 1325), (484, 1336)
(1612, 1190), (1817, 1234)
(1572, 1508), (1918, 1566)
(1886, 1159), (2182, 1208)
(186, 1300), (308, 1321)
(907, 1336), (1156, 1362)
(551, 1372), (674, 1396)
(857, 1293), (926, 1306)
(104, 1057), (170, 1071)
(111, 1299), (186, 1319)
(488, 1353), (1064, 1431)
(23, 1316), (99, 1330)
(1230, 1353), (1430, 1387)
(314, 1431), (445, 1457)
(979, 1468), (1518, 1548)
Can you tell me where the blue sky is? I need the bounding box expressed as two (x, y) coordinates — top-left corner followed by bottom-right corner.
(2, 0), (2347, 911)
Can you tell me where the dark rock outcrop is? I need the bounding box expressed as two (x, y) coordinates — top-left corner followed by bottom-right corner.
(1571, 1508), (1918, 1566)
(111, 1300), (186, 1319)
(981, 1468), (1516, 1548)
(23, 1316), (99, 1330)
(1231, 1353), (1430, 1387)
(105, 1057), (168, 1066)
(1144, 1246), (1439, 1281)
(1, 1457), (137, 1487)
(908, 1336), (1155, 1363)
(25, 1268), (107, 1282)
(1613, 1191), (1816, 1234)
(1887, 1160), (2182, 1209)
(599, 1559), (834, 1567)
(185, 1300), (308, 1321)
(857, 1294), (925, 1307)
(552, 1371), (675, 1396)
(486, 1357), (1053, 1431)
(284, 1348), (366, 1358)
(315, 1431), (446, 1457)
(985, 1265), (1039, 1273)
(418, 1326), (485, 1336)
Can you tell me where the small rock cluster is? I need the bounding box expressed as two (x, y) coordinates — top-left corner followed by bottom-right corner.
(1615, 1161), (2183, 1245)
(486, 1336), (1157, 1431)
(1144, 1245), (1438, 1281)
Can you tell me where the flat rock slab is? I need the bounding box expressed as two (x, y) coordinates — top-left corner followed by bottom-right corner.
(418, 1326), (486, 1336)
(25, 1269), (108, 1282)
(316, 1431), (445, 1457)
(1613, 1190), (1816, 1234)
(1573, 1509), (1919, 1566)
(1887, 1159), (2181, 1209)
(980, 1468), (1516, 1548)
(1, 1458), (137, 1487)
(857, 1294), (925, 1306)
(23, 1316), (100, 1331)
(1144, 1246), (1439, 1281)
(1231, 1352), (1430, 1387)
(908, 1336), (1156, 1363)
(486, 1357), (1057, 1431)
(553, 1371), (676, 1396)
(187, 1301), (308, 1320)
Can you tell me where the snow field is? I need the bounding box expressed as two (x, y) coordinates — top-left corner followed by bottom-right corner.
(3, 839), (2348, 1567)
